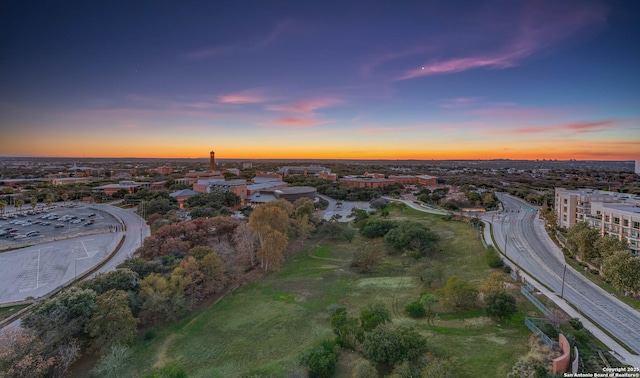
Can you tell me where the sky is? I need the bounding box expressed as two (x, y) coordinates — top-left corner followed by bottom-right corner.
(1, 0), (639, 160)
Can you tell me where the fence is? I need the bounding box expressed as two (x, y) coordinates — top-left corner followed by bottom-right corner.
(525, 317), (560, 350)
(521, 286), (553, 318)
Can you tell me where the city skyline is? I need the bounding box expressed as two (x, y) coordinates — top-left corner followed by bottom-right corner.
(1, 1), (639, 160)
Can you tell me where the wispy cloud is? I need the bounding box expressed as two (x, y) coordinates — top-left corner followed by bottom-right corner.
(440, 97), (482, 108)
(496, 120), (617, 135)
(265, 117), (331, 128)
(266, 97), (342, 116)
(218, 92), (267, 104)
(396, 1), (607, 80)
(184, 19), (301, 61)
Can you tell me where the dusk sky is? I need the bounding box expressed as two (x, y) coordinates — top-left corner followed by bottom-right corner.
(1, 1), (639, 160)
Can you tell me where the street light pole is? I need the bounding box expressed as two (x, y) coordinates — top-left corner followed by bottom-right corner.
(561, 264), (567, 299)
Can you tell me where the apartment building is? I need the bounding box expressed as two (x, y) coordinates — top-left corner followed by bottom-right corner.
(555, 188), (640, 255)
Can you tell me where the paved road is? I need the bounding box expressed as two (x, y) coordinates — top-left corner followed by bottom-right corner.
(487, 194), (640, 356)
(318, 194), (372, 222)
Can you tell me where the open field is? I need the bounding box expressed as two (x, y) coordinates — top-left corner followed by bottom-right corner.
(91, 205), (535, 377)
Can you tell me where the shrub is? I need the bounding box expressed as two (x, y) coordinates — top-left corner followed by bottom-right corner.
(568, 318), (583, 330)
(485, 247), (504, 268)
(404, 301), (426, 318)
(299, 339), (339, 378)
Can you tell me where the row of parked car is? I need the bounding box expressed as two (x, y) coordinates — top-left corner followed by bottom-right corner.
(0, 211), (96, 240)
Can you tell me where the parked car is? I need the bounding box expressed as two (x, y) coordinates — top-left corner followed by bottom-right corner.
(26, 231), (40, 237)
(54, 224), (65, 228)
(13, 234), (27, 239)
(9, 229), (19, 233)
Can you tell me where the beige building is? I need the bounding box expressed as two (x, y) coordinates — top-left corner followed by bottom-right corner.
(555, 188), (640, 255)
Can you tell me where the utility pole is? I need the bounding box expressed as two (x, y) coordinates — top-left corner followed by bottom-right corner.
(561, 265), (567, 299)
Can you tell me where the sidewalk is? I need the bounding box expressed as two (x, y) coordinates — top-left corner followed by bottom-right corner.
(483, 220), (640, 368)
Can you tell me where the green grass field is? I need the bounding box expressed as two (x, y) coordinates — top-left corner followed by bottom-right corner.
(108, 206), (535, 377)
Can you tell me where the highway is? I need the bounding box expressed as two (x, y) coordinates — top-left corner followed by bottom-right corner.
(488, 194), (640, 356)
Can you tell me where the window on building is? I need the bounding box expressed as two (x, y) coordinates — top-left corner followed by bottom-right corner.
(633, 221), (639, 229)
(614, 217), (620, 225)
(563, 215), (567, 221)
(623, 219), (629, 227)
(563, 206), (567, 213)
(564, 198), (567, 204)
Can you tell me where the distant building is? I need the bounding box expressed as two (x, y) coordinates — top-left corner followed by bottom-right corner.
(340, 176), (394, 189)
(388, 175), (418, 185)
(193, 179), (247, 204)
(50, 177), (92, 185)
(277, 166), (329, 177)
(170, 189), (199, 208)
(151, 166), (173, 175)
(185, 171), (224, 185)
(555, 188), (640, 255)
(252, 172), (283, 184)
(636, 160), (640, 175)
(317, 170), (337, 181)
(210, 151), (215, 171)
(416, 175), (437, 187)
(93, 181), (149, 196)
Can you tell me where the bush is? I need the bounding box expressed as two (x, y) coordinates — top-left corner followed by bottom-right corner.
(404, 301), (426, 318)
(485, 247), (504, 268)
(299, 339), (340, 378)
(568, 318), (583, 330)
(503, 265), (512, 274)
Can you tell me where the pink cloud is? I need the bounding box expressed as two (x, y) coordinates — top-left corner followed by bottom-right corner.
(266, 117), (330, 128)
(396, 2), (607, 80)
(218, 93), (266, 104)
(266, 97), (342, 115)
(497, 120), (617, 135)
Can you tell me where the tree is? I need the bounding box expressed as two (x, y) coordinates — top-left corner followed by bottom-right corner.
(319, 221), (342, 238)
(420, 293), (438, 325)
(363, 326), (428, 366)
(293, 197), (315, 219)
(601, 251), (640, 296)
(360, 302), (391, 332)
(0, 200), (6, 214)
(485, 291), (518, 322)
(479, 272), (505, 295)
(565, 222), (600, 262)
(198, 252), (228, 296)
(85, 290), (139, 353)
(23, 286), (97, 345)
(61, 193), (69, 205)
(330, 308), (362, 349)
(45, 193), (54, 208)
(30, 196), (38, 210)
(299, 339), (340, 378)
(171, 256), (205, 300)
(256, 229), (288, 272)
(370, 197), (388, 211)
(384, 221), (439, 257)
(351, 244), (382, 273)
(360, 219), (396, 238)
(81, 268), (140, 295)
(233, 222), (257, 267)
(594, 235), (629, 263)
(91, 345), (132, 378)
(138, 273), (188, 325)
(145, 198), (178, 218)
(15, 199), (25, 213)
(342, 228), (356, 242)
(442, 276), (478, 309)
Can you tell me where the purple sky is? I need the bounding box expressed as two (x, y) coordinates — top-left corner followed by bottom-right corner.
(1, 0), (639, 159)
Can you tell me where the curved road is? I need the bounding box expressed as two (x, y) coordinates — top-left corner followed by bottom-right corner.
(488, 194), (640, 356)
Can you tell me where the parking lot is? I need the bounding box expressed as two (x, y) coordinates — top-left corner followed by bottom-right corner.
(0, 206), (120, 248)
